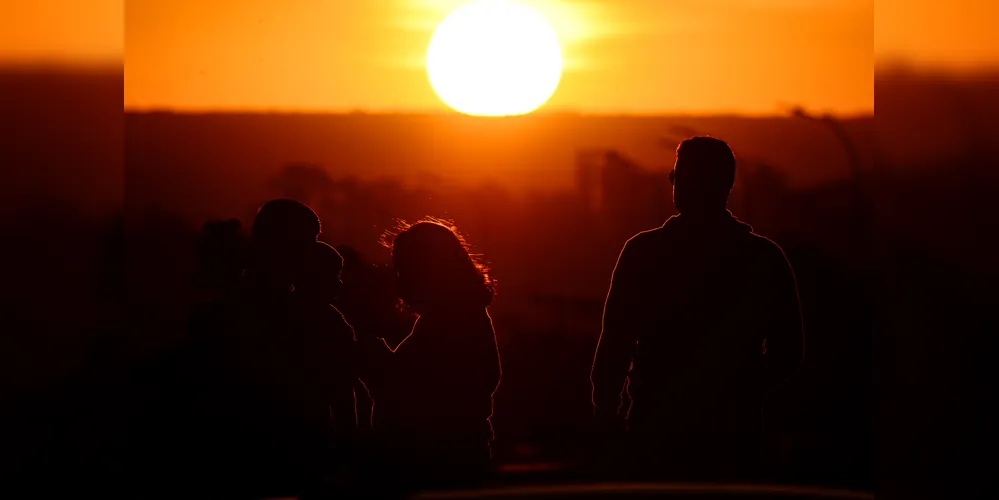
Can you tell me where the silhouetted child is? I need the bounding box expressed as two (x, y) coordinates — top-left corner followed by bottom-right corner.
(367, 219), (501, 491)
(334, 244), (415, 350)
(332, 245), (415, 445)
(287, 240), (367, 494)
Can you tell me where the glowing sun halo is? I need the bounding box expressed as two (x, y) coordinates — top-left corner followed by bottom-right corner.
(426, 0), (563, 116)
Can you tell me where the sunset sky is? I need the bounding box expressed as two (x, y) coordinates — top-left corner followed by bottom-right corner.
(8, 1), (999, 115)
(123, 0), (874, 114)
(1, 1), (122, 65)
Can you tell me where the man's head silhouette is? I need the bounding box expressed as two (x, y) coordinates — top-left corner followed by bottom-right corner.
(250, 199), (321, 289)
(252, 199), (321, 247)
(671, 137), (736, 216)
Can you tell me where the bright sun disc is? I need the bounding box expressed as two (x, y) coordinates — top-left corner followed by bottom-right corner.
(427, 0), (563, 116)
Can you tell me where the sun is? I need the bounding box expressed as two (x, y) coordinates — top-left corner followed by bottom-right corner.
(426, 0), (563, 116)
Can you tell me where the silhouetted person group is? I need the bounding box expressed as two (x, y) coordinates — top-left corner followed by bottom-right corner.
(146, 137), (801, 498)
(185, 201), (360, 497)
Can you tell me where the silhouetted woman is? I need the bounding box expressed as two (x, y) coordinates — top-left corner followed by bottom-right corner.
(368, 219), (501, 490)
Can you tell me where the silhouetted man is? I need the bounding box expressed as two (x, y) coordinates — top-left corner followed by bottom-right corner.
(591, 137), (803, 481)
(184, 200), (360, 498)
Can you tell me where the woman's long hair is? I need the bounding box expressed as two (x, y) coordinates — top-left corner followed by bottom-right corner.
(382, 218), (494, 313)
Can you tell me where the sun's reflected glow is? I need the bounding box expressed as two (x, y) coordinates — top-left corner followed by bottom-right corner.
(426, 0), (563, 116)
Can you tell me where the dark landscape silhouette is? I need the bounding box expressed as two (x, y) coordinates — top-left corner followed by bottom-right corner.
(3, 67), (999, 498)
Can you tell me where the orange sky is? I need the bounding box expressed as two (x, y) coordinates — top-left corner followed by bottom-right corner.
(1, 1), (122, 65)
(876, 0), (999, 71)
(121, 0), (878, 114)
(11, 1), (996, 114)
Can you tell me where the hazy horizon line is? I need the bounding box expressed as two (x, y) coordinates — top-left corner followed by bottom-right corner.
(123, 107), (874, 120)
(0, 60), (121, 73)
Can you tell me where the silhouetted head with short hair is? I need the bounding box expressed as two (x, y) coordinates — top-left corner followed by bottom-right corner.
(671, 137), (737, 216)
(387, 219), (493, 314)
(251, 199), (321, 247)
(250, 199), (321, 289)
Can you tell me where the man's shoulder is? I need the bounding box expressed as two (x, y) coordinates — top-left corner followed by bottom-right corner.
(737, 231), (796, 277)
(744, 231), (789, 260)
(623, 225), (671, 251)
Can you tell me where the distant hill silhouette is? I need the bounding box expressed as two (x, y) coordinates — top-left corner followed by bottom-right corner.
(1, 67), (122, 215)
(123, 112), (873, 222)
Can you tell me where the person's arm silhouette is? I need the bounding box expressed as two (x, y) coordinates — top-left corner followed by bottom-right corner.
(326, 309), (362, 439)
(762, 246), (804, 390)
(591, 238), (645, 426)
